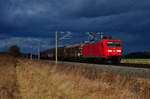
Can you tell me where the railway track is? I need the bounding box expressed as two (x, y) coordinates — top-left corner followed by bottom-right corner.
(48, 59), (150, 69)
(47, 60), (150, 79)
(73, 60), (150, 69)
(116, 63), (150, 69)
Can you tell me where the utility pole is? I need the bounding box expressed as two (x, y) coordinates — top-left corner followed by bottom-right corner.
(55, 31), (58, 64)
(100, 32), (104, 39)
(38, 41), (40, 60)
(30, 46), (33, 60)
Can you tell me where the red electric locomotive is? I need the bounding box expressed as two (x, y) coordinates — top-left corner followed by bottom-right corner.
(82, 35), (122, 63)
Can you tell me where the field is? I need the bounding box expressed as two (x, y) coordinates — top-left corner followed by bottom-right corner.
(0, 54), (150, 99)
(122, 59), (150, 64)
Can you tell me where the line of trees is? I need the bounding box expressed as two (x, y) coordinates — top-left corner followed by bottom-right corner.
(124, 52), (150, 58)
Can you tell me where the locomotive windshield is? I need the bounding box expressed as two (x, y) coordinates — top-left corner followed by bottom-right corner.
(107, 42), (120, 47)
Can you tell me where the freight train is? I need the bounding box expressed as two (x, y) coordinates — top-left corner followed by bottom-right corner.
(41, 34), (122, 64)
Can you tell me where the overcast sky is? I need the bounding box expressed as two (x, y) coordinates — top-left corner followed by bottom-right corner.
(0, 0), (150, 53)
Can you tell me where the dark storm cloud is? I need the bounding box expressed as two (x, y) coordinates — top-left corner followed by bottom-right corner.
(57, 0), (150, 18)
(1, 0), (150, 32)
(0, 0), (150, 52)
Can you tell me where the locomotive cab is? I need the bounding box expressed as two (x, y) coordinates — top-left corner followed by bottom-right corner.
(102, 39), (122, 63)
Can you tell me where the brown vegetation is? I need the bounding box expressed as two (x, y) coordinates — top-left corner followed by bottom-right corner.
(16, 59), (150, 99)
(0, 55), (150, 99)
(0, 54), (18, 99)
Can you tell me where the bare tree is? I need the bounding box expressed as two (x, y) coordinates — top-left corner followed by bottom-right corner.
(9, 45), (20, 57)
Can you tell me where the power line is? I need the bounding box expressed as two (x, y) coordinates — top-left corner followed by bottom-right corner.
(30, 46), (33, 60)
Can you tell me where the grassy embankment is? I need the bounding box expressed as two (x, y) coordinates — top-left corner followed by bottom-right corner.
(0, 54), (150, 99)
(122, 59), (150, 64)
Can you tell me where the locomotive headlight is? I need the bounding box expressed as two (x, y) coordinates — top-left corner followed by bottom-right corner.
(108, 50), (112, 52)
(117, 50), (121, 52)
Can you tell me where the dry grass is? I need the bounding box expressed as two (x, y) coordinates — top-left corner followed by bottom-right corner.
(15, 59), (150, 99)
(0, 55), (150, 99)
(0, 54), (18, 99)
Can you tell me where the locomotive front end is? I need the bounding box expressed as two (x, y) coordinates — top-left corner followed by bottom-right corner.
(104, 40), (122, 63)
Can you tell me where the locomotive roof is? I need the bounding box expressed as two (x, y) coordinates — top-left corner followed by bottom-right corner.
(102, 39), (121, 41)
